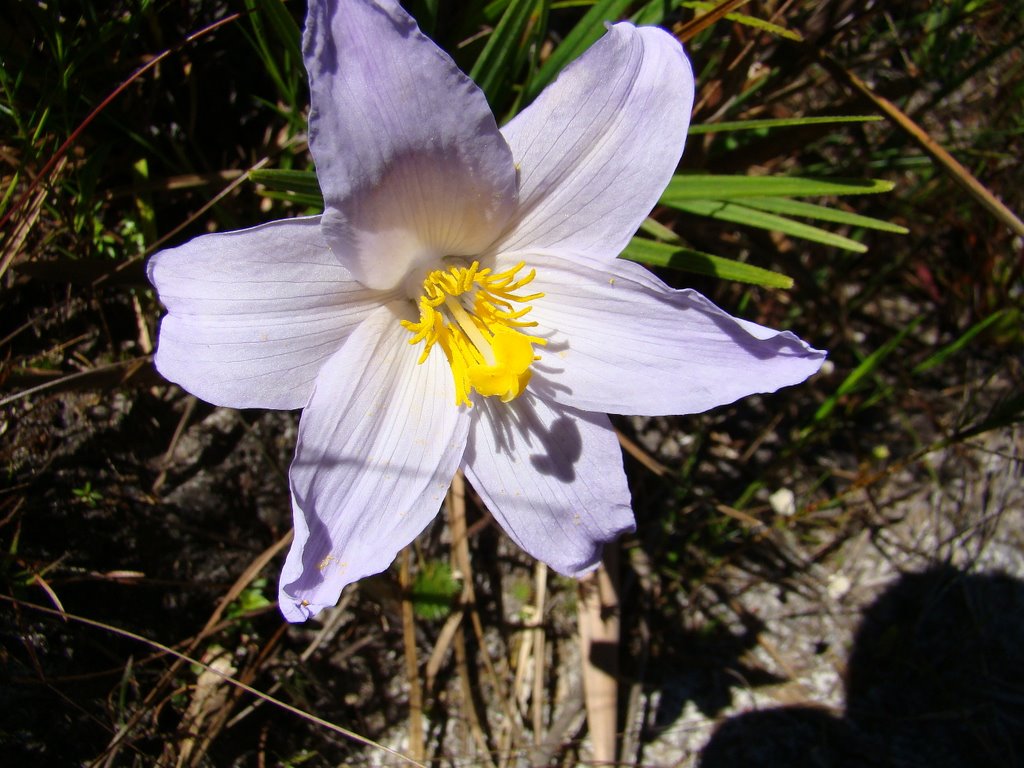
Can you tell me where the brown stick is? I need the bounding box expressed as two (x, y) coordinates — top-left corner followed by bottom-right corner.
(820, 52), (1024, 237)
(400, 548), (425, 762)
(577, 549), (621, 765)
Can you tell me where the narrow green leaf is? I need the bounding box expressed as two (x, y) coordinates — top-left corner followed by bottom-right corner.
(243, 0), (286, 100)
(470, 0), (539, 106)
(739, 197), (909, 233)
(256, 190), (325, 208)
(621, 238), (794, 288)
(662, 174), (896, 202)
(632, 0), (686, 25)
(131, 158), (157, 245)
(484, 0), (515, 16)
(501, 0), (551, 121)
(638, 216), (683, 242)
(681, 0), (802, 40)
(911, 309), (1013, 375)
(813, 318), (923, 423)
(687, 115), (883, 135)
(257, 0), (302, 67)
(249, 168), (323, 207)
(669, 199), (869, 251)
(953, 392), (1024, 442)
(406, 0), (441, 32)
(524, 0), (632, 103)
(242, 0), (304, 124)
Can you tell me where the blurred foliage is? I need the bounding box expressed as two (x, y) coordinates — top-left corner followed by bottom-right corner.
(410, 559), (461, 620)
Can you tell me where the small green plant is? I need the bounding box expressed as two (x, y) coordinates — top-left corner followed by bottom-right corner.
(410, 560), (460, 620)
(280, 750), (319, 767)
(225, 577), (273, 619)
(71, 481), (102, 508)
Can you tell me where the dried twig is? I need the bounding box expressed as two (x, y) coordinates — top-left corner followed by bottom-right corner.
(4, 595), (427, 768)
(91, 532), (292, 767)
(531, 562), (548, 743)
(577, 550), (621, 765)
(677, 0), (754, 43)
(819, 51), (1024, 237)
(400, 547), (425, 762)
(447, 471), (498, 768)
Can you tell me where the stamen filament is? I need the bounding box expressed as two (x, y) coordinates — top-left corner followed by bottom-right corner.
(444, 295), (496, 366)
(401, 261), (546, 407)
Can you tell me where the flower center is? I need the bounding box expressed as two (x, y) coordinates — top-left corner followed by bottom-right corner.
(401, 260), (546, 407)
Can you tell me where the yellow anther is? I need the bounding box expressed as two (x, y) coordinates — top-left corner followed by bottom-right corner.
(401, 261), (545, 406)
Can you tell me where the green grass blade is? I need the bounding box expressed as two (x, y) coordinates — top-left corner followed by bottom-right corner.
(680, 1), (802, 40)
(243, 1), (285, 95)
(258, 0), (302, 66)
(621, 237), (794, 288)
(524, 0), (632, 103)
(669, 199), (868, 251)
(688, 115), (883, 135)
(738, 197), (908, 233)
(662, 174), (896, 202)
(256, 190), (326, 208)
(406, 0), (441, 33)
(482, 0), (513, 20)
(638, 215), (683, 242)
(250, 168), (323, 207)
(469, 0), (539, 106)
(953, 393), (1024, 442)
(631, 0), (685, 25)
(812, 317), (923, 423)
(911, 309), (1014, 375)
(242, 0), (305, 126)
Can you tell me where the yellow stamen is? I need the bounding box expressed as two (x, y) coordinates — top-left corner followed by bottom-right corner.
(401, 261), (546, 406)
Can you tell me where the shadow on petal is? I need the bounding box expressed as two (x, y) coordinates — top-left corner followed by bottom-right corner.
(281, 503), (334, 600)
(465, 393), (584, 483)
(528, 414), (582, 482)
(462, 391), (632, 578)
(703, 304), (824, 362)
(528, 363), (571, 400)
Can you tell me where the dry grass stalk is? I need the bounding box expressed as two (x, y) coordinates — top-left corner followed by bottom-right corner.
(531, 562), (549, 743)
(448, 471), (499, 768)
(578, 551), (621, 765)
(400, 547), (425, 762)
(820, 52), (1024, 237)
(170, 646), (236, 768)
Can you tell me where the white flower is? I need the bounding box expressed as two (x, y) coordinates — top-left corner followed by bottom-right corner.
(148, 0), (826, 621)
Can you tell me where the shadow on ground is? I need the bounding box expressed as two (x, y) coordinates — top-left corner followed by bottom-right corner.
(698, 565), (1024, 768)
